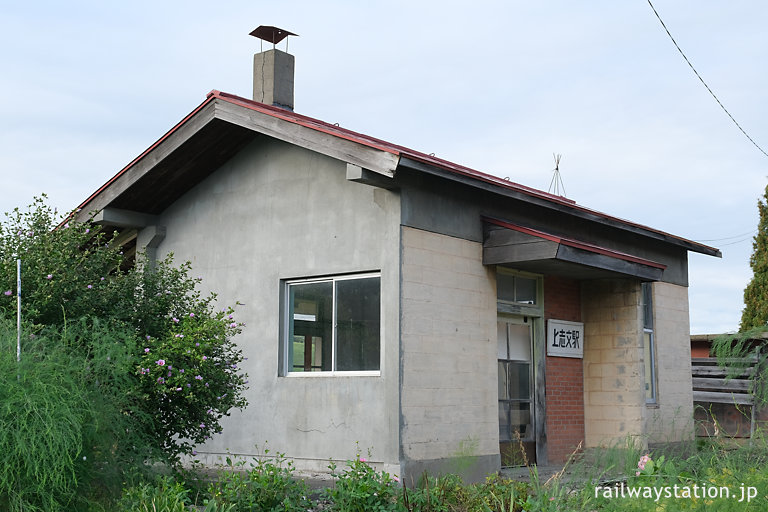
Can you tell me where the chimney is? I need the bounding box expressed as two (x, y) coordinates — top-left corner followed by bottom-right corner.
(250, 26), (297, 111)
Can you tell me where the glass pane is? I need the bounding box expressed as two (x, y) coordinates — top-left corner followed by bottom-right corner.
(509, 402), (532, 440)
(507, 362), (530, 400)
(497, 271), (516, 302)
(506, 324), (531, 361)
(498, 361), (509, 400)
(497, 322), (508, 359)
(499, 402), (511, 441)
(335, 277), (381, 371)
(644, 331), (655, 401)
(515, 277), (537, 304)
(642, 283), (654, 329)
(499, 402), (532, 441)
(289, 281), (333, 371)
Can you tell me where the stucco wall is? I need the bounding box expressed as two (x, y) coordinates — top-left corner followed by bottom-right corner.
(399, 226), (498, 481)
(644, 282), (694, 441)
(582, 279), (646, 448)
(146, 137), (402, 473)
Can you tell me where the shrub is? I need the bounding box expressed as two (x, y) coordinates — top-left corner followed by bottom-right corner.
(208, 449), (311, 511)
(117, 477), (191, 512)
(327, 455), (400, 512)
(0, 197), (248, 467)
(0, 318), (128, 511)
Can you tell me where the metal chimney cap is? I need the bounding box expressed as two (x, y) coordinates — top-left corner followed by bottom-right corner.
(249, 25), (297, 44)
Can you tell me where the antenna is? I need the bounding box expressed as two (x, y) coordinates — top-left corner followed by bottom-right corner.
(548, 153), (566, 197)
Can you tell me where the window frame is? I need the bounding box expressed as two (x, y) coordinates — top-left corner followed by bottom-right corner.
(642, 282), (657, 404)
(496, 268), (543, 317)
(280, 272), (382, 377)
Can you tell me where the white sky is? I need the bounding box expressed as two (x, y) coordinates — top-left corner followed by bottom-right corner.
(1, 1), (765, 334)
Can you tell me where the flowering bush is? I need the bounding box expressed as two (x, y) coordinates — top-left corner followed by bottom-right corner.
(136, 309), (246, 456)
(0, 197), (248, 467)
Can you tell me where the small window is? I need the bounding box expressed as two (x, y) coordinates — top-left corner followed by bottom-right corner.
(284, 274), (380, 374)
(497, 270), (538, 305)
(642, 282), (657, 403)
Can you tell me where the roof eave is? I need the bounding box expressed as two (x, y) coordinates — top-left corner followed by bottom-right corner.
(398, 155), (721, 258)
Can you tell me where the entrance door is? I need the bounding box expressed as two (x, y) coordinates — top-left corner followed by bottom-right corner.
(498, 316), (535, 466)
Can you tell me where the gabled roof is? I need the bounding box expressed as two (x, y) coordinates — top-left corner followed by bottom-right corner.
(73, 90), (721, 258)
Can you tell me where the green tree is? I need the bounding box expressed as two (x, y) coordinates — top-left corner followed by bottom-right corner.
(741, 184), (768, 331)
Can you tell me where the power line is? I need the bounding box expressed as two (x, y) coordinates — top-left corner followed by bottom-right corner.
(646, 0), (768, 158)
(695, 230), (757, 242)
(718, 236), (754, 247)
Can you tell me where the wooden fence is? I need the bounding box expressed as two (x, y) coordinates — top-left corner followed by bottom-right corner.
(692, 356), (757, 438)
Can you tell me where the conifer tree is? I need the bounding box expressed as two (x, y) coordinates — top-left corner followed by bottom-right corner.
(740, 183), (768, 331)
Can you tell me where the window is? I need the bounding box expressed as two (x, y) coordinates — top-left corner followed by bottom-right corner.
(497, 269), (538, 305)
(283, 273), (381, 374)
(642, 282), (657, 403)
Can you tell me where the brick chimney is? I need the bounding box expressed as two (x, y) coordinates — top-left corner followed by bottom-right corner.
(250, 26), (297, 111)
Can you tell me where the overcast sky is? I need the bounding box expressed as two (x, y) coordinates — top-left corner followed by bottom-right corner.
(1, 1), (765, 334)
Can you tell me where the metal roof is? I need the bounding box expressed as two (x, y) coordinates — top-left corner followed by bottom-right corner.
(72, 89), (721, 258)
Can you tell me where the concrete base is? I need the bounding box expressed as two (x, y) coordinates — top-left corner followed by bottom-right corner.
(400, 453), (500, 485)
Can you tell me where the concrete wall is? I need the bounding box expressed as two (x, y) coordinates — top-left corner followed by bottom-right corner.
(400, 226), (499, 481)
(644, 282), (694, 442)
(145, 137), (402, 474)
(582, 279), (646, 448)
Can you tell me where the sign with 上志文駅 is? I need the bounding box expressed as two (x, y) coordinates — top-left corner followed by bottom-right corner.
(547, 319), (584, 358)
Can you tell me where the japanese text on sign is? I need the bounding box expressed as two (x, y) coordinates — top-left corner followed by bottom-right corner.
(547, 319), (584, 358)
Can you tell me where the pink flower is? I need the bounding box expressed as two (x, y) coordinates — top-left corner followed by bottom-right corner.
(359, 457), (367, 463)
(144, 348), (150, 353)
(156, 359), (166, 366)
(46, 274), (53, 280)
(189, 313), (195, 318)
(172, 317), (179, 323)
(87, 285), (92, 289)
(3, 290), (11, 296)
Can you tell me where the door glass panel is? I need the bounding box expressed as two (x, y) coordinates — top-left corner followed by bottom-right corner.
(498, 402), (511, 441)
(507, 362), (530, 400)
(497, 322), (508, 359)
(509, 402), (532, 440)
(498, 361), (509, 400)
(507, 324), (531, 361)
(498, 316), (535, 466)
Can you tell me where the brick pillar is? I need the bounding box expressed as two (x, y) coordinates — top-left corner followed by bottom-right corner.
(543, 276), (585, 463)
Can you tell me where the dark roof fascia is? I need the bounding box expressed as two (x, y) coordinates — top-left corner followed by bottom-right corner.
(400, 155), (721, 258)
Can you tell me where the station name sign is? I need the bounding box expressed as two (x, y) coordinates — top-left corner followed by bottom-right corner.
(547, 319), (584, 359)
